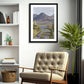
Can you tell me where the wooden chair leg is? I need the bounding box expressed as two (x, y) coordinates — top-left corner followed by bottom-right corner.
(65, 81), (67, 84)
(50, 81), (52, 84)
(21, 79), (23, 84)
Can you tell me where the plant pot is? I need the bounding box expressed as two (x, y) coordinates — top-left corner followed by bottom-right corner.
(68, 73), (79, 84)
(9, 42), (12, 45)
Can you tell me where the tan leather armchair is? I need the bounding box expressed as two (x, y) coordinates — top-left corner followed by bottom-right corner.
(20, 52), (69, 84)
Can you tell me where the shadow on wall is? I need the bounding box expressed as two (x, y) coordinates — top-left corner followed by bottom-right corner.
(81, 60), (84, 84)
(38, 43), (73, 73)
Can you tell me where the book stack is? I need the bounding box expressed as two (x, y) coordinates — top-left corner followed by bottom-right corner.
(13, 11), (19, 24)
(2, 58), (16, 64)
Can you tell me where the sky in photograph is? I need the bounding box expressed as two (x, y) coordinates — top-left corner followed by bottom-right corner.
(33, 7), (54, 16)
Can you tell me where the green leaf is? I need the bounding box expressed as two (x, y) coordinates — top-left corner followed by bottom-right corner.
(59, 41), (72, 50)
(59, 23), (84, 75)
(59, 31), (72, 41)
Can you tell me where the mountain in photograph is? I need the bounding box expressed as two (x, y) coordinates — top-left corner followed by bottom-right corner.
(33, 14), (37, 18)
(51, 14), (54, 17)
(33, 13), (54, 25)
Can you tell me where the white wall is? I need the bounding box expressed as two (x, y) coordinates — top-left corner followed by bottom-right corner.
(19, 0), (77, 73)
(19, 1), (77, 83)
(0, 0), (77, 70)
(0, 0), (77, 83)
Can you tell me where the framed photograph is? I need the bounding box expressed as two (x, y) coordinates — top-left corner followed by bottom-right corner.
(29, 3), (58, 43)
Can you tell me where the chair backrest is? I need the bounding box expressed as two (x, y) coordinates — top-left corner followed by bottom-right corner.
(34, 52), (69, 78)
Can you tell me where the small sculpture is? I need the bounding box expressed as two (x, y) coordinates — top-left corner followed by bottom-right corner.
(0, 12), (6, 23)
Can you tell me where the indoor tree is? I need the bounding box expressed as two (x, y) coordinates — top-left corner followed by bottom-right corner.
(59, 23), (84, 75)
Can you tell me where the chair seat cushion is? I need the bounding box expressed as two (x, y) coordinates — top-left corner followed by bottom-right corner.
(20, 72), (64, 81)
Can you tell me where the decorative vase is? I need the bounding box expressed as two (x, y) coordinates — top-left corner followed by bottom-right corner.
(7, 16), (10, 24)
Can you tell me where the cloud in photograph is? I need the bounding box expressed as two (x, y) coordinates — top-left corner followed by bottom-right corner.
(33, 7), (54, 16)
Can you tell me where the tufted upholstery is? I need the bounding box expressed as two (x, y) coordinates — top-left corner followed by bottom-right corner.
(34, 52), (69, 78)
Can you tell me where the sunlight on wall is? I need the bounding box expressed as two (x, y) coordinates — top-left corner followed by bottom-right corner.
(81, 1), (84, 84)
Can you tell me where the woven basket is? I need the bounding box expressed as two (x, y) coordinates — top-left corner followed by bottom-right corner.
(1, 71), (16, 82)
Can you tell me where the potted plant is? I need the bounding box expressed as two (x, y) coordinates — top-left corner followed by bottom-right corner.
(5, 34), (13, 45)
(59, 23), (84, 84)
(8, 36), (13, 45)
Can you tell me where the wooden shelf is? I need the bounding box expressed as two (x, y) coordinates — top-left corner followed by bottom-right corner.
(0, 45), (19, 48)
(0, 3), (19, 6)
(0, 81), (19, 84)
(0, 24), (19, 27)
(0, 3), (19, 81)
(0, 64), (19, 66)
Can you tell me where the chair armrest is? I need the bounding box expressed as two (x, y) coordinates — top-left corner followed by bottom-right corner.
(49, 67), (67, 72)
(19, 66), (33, 70)
(19, 66), (34, 72)
(50, 67), (67, 82)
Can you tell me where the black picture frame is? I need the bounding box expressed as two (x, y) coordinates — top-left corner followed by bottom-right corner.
(29, 3), (58, 43)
